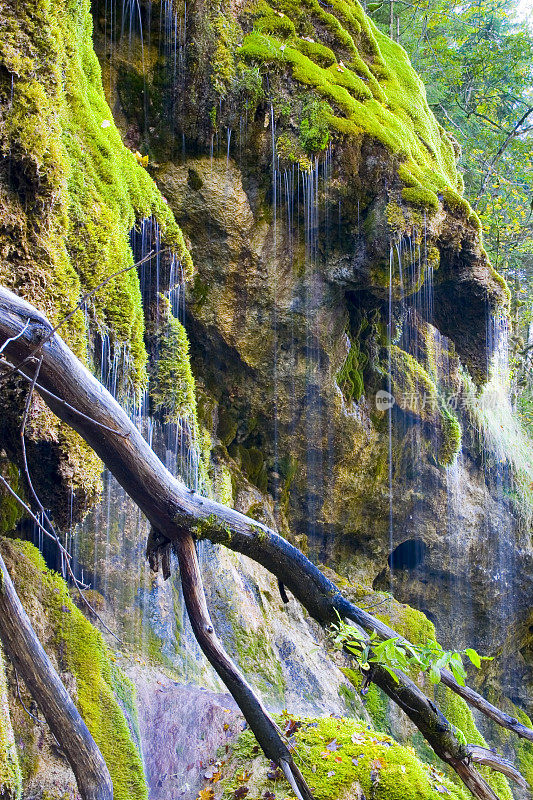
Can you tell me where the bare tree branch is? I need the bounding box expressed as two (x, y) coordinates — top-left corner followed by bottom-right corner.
(474, 106), (533, 207)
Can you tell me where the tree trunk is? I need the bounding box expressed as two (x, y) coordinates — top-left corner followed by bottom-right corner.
(0, 549), (113, 800)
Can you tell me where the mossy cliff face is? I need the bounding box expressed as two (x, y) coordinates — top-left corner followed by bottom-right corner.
(89, 0), (532, 731)
(0, 0), (192, 519)
(0, 537), (148, 800)
(149, 155), (531, 667)
(92, 0), (506, 377)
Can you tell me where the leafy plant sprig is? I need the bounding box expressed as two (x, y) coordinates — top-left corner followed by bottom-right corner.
(331, 618), (492, 686)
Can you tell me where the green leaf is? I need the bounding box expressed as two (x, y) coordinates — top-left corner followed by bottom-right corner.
(465, 648), (481, 668)
(429, 663), (442, 684)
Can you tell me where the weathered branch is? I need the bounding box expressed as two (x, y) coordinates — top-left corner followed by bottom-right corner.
(333, 601), (533, 743)
(174, 533), (314, 800)
(468, 746), (528, 789)
(0, 549), (112, 800)
(0, 286), (530, 799)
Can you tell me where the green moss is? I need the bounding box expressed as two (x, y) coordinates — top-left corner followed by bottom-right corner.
(213, 463), (234, 506)
(225, 613), (286, 704)
(149, 298), (197, 427)
(232, 445), (269, 493)
(337, 335), (367, 403)
(489, 265), (512, 306)
(0, 647), (22, 800)
(386, 200), (409, 233)
(211, 12), (242, 95)
(438, 406), (462, 468)
(218, 715), (469, 800)
(0, 0), (192, 500)
(437, 689), (513, 800)
(217, 409), (239, 447)
(239, 0), (460, 199)
(514, 709), (533, 791)
(2, 539), (148, 800)
(441, 189), (471, 217)
(390, 346), (461, 466)
(341, 667), (389, 732)
(294, 39), (336, 68)
(299, 97), (331, 154)
(0, 462), (23, 536)
(401, 187), (439, 211)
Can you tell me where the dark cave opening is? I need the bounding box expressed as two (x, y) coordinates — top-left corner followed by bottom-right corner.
(388, 539), (427, 571)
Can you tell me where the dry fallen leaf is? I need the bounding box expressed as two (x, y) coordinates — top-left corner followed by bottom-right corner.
(196, 790), (214, 800)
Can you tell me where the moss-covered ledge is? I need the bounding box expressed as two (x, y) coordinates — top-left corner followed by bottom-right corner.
(212, 715), (470, 800)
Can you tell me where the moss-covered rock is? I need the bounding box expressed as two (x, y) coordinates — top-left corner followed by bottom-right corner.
(0, 537), (148, 800)
(0, 0), (192, 512)
(149, 297), (198, 427)
(214, 715), (470, 800)
(390, 345), (461, 467)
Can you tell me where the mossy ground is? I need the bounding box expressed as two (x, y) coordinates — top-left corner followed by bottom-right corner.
(214, 715), (469, 800)
(1, 537), (148, 800)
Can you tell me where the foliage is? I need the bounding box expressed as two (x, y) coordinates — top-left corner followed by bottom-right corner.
(331, 617), (489, 686)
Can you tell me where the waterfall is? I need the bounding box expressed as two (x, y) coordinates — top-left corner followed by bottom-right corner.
(55, 215), (209, 673)
(101, 0), (188, 151)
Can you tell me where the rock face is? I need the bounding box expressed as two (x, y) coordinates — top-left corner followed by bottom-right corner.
(154, 153), (532, 677)
(129, 670), (242, 800)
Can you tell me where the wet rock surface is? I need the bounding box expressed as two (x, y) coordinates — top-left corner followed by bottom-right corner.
(129, 669), (242, 800)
